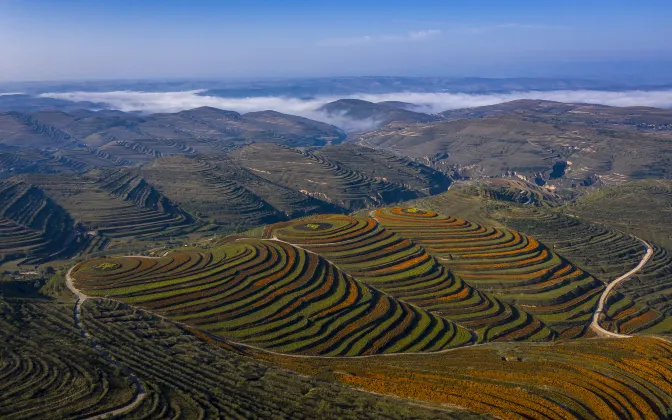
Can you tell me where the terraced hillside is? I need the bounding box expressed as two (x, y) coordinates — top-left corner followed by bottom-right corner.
(0, 285), (460, 420)
(21, 106), (345, 152)
(0, 112), (79, 148)
(269, 215), (553, 342)
(0, 148), (77, 178)
(20, 170), (194, 245)
(77, 299), (473, 420)
(570, 180), (672, 249)
(232, 144), (441, 210)
(0, 180), (85, 264)
(0, 297), (138, 419)
(440, 99), (672, 133)
(72, 238), (473, 356)
(0, 106), (349, 174)
(413, 185), (672, 336)
(357, 100), (672, 185)
(267, 335), (672, 420)
(141, 155), (336, 228)
(373, 207), (672, 337)
(317, 144), (451, 195)
(480, 178), (561, 207)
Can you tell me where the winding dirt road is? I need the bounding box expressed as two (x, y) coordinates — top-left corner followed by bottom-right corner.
(591, 238), (653, 338)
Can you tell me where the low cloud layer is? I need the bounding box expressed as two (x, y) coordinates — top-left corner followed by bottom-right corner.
(40, 89), (672, 131)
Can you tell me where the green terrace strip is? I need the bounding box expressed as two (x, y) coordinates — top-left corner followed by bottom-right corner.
(372, 207), (672, 338)
(268, 214), (552, 342)
(72, 239), (472, 356)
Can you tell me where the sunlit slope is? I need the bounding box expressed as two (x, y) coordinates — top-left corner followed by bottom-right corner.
(269, 215), (553, 342)
(72, 239), (472, 356)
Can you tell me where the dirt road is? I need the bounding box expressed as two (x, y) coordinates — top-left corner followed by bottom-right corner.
(591, 238), (653, 338)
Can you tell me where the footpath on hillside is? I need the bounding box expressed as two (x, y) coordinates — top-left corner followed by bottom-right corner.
(590, 238), (654, 338)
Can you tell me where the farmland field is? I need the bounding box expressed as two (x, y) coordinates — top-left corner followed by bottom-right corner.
(261, 335), (672, 420)
(414, 183), (672, 336)
(72, 238), (473, 356)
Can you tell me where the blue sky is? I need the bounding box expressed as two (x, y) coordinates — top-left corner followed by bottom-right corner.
(1, 0), (671, 82)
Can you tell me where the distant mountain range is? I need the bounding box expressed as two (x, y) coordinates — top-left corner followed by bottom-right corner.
(3, 76), (668, 98)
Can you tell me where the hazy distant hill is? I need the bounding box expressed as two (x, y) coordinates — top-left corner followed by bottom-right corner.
(200, 76), (635, 97)
(440, 99), (672, 125)
(0, 94), (108, 113)
(0, 106), (346, 169)
(318, 99), (438, 131)
(1, 76), (643, 103)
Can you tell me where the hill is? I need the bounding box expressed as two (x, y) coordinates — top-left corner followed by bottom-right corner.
(440, 99), (672, 129)
(357, 101), (672, 185)
(569, 179), (672, 249)
(0, 179), (85, 265)
(72, 238), (473, 356)
(317, 99), (438, 131)
(0, 291), (461, 420)
(412, 182), (672, 333)
(60, 202), (672, 419)
(7, 183), (672, 420)
(0, 143), (450, 266)
(0, 106), (347, 170)
(230, 143), (449, 210)
(140, 155), (334, 228)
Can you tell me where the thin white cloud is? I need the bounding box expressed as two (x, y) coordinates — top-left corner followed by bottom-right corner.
(39, 89), (672, 132)
(317, 29), (441, 47)
(0, 92), (23, 96)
